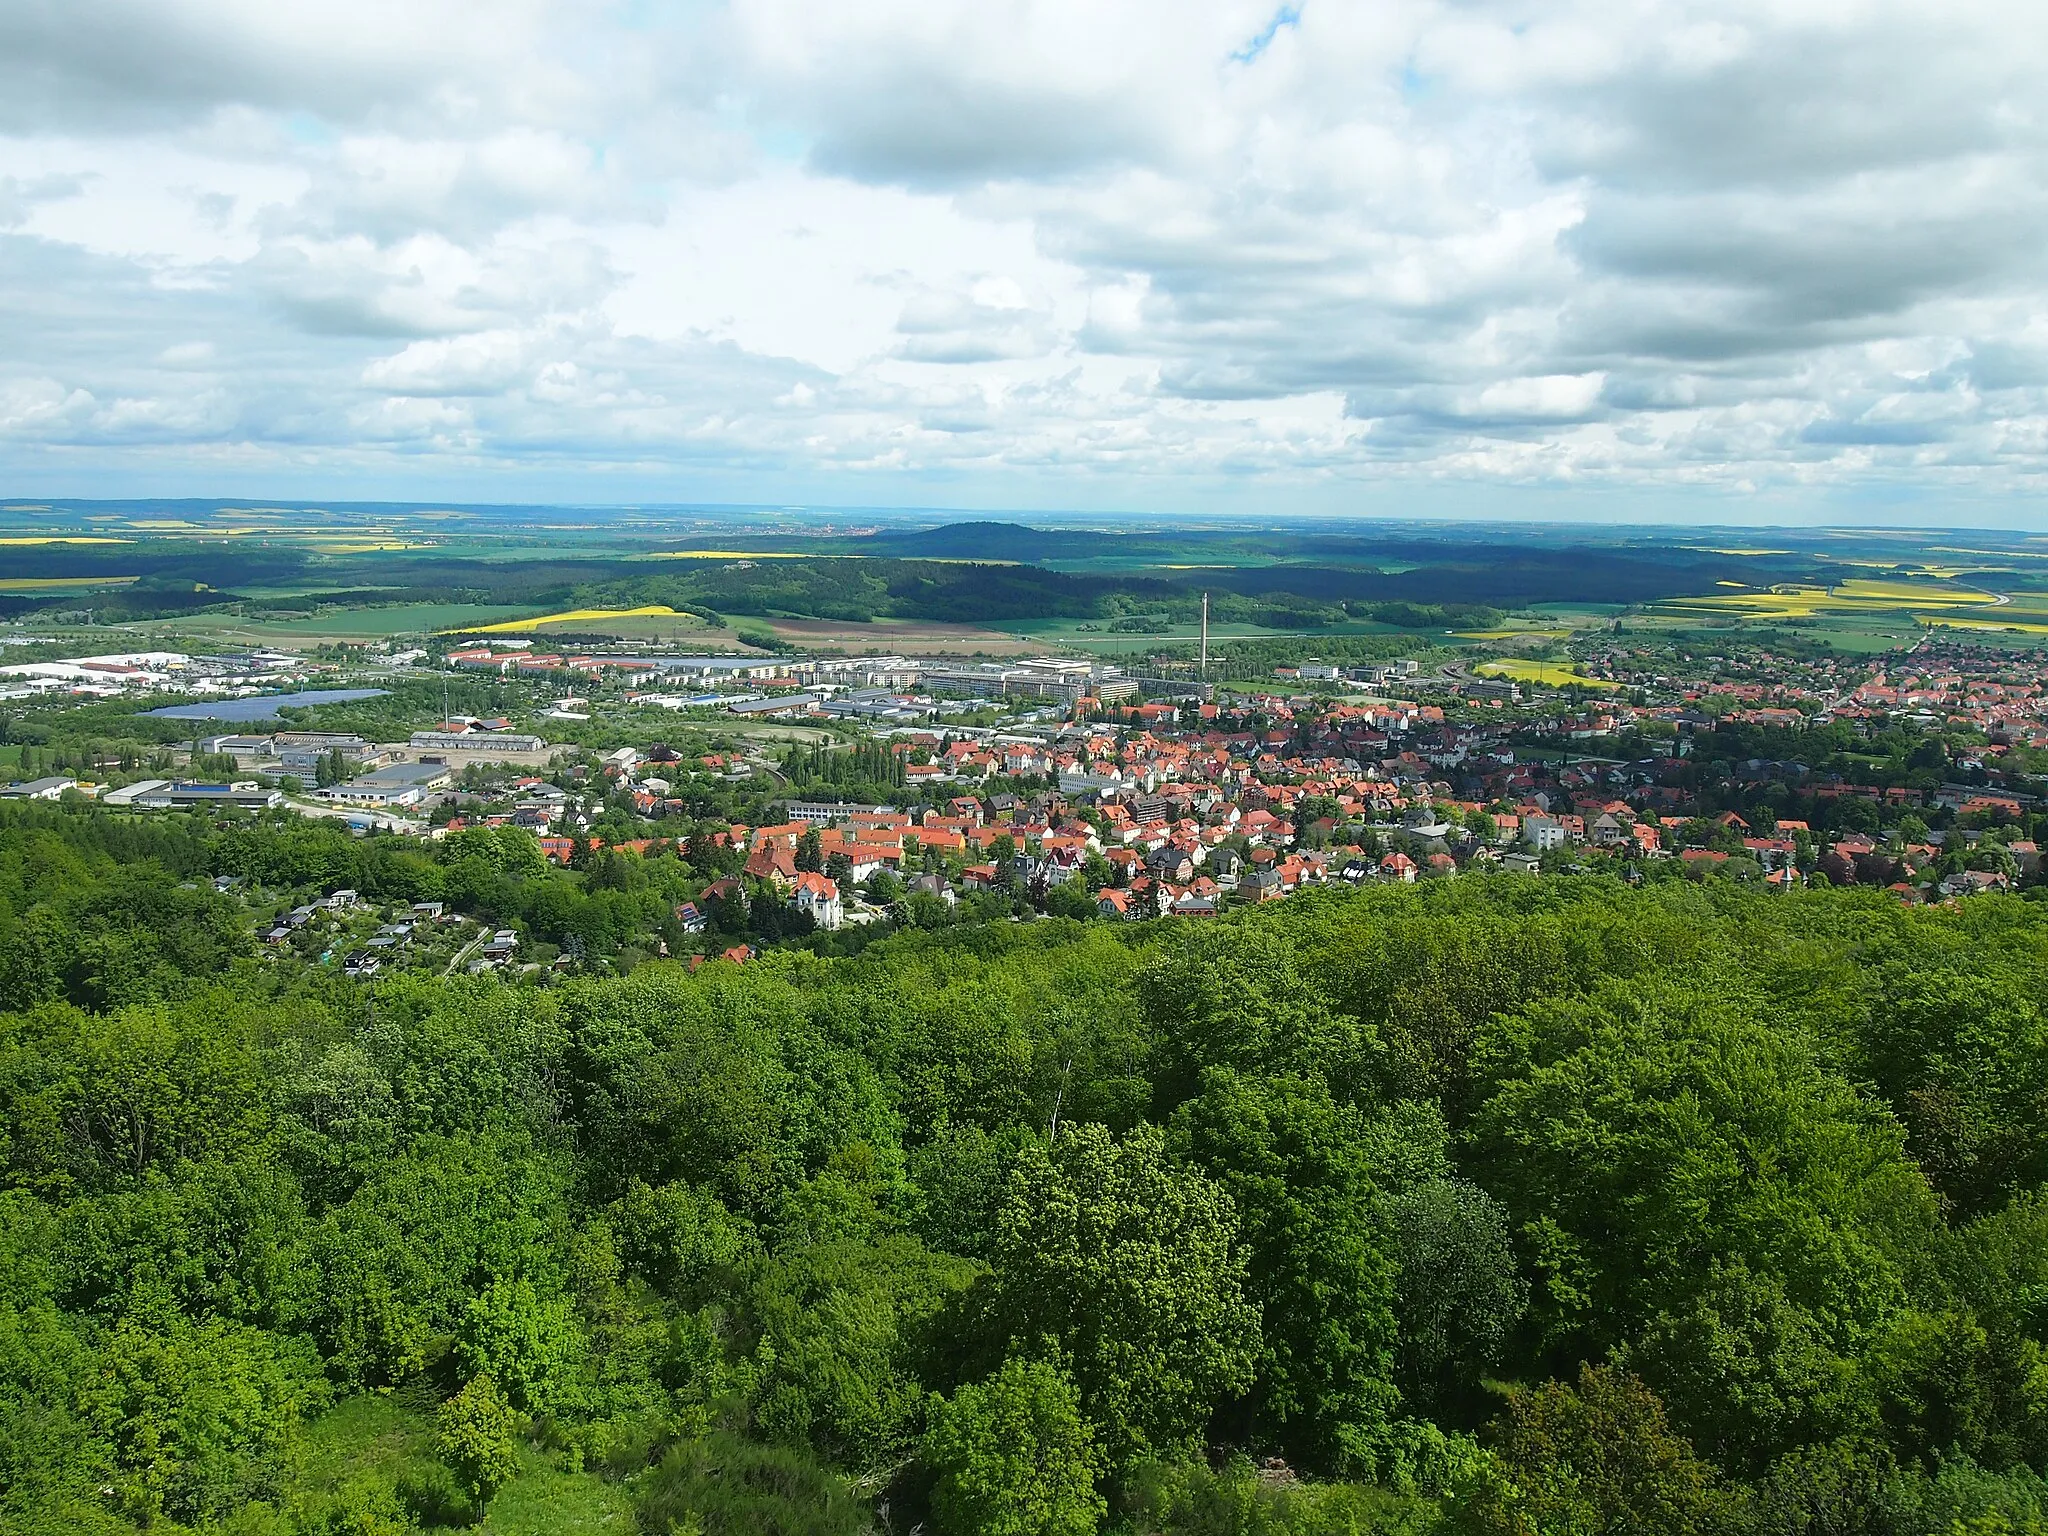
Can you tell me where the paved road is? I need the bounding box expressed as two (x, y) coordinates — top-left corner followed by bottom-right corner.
(444, 929), (489, 977)
(279, 795), (426, 835)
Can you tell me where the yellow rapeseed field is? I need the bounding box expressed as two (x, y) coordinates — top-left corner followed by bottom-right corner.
(1919, 615), (2048, 635)
(1831, 578), (1997, 605)
(0, 575), (140, 591)
(1664, 578), (2002, 621)
(448, 605), (689, 634)
(0, 536), (133, 545)
(1476, 658), (1620, 689)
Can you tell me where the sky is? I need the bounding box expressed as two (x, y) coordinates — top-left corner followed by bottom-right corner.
(1, 0), (2045, 525)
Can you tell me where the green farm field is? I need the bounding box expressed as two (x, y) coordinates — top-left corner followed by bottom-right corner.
(1002, 616), (1441, 654)
(1626, 575), (2048, 652)
(98, 603), (545, 647)
(21, 504), (2048, 666)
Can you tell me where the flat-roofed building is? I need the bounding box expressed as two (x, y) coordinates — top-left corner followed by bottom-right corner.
(407, 730), (546, 753)
(787, 801), (895, 825)
(135, 781), (283, 811)
(101, 778), (171, 806)
(318, 760), (452, 809)
(2, 775), (78, 800)
(196, 734), (275, 757)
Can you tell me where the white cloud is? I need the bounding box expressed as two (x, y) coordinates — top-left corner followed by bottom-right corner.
(894, 277), (1059, 363)
(0, 0), (2044, 516)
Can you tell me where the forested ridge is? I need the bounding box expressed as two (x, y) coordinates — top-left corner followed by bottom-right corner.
(8, 810), (2048, 1534)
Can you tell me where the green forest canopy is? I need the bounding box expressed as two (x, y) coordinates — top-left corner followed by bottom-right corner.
(6, 806), (2048, 1534)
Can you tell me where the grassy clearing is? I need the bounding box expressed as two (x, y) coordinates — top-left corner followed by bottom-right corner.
(293, 1393), (631, 1536)
(296, 1393), (440, 1495)
(484, 1447), (635, 1536)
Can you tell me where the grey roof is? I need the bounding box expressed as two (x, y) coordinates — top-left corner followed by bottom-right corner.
(349, 760), (450, 788)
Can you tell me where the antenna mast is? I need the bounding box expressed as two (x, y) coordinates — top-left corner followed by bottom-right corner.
(1200, 592), (1209, 681)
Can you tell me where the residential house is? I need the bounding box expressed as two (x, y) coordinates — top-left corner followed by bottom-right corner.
(744, 841), (798, 887)
(791, 871), (844, 930)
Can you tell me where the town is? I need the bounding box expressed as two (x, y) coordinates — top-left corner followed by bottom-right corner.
(6, 625), (2044, 981)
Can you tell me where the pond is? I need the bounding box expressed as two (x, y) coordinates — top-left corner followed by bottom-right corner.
(144, 688), (390, 722)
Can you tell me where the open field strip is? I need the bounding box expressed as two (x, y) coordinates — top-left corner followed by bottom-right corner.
(1657, 589), (1835, 619)
(1832, 578), (2000, 604)
(763, 617), (1043, 654)
(1476, 658), (1620, 689)
(513, 614), (723, 641)
(0, 574), (140, 591)
(642, 550), (823, 559)
(1452, 627), (1575, 640)
(447, 605), (688, 634)
(1658, 579), (2005, 622)
(1919, 616), (2048, 635)
(0, 536), (133, 545)
(245, 604), (543, 638)
(295, 540), (434, 553)
(640, 550), (1020, 565)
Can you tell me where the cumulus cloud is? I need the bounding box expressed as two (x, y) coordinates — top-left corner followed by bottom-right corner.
(0, 0), (2044, 512)
(0, 173), (89, 229)
(0, 0), (590, 133)
(893, 277), (1059, 363)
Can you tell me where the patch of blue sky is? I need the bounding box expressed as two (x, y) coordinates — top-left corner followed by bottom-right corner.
(712, 91), (809, 165)
(1231, 5), (1302, 65)
(281, 111), (336, 146)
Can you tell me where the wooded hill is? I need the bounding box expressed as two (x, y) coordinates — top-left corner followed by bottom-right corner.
(5, 812), (2048, 1534)
(0, 521), (1822, 627)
